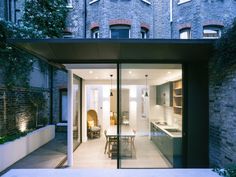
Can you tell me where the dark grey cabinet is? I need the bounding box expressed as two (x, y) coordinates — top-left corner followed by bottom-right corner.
(150, 123), (182, 167)
(156, 82), (173, 106)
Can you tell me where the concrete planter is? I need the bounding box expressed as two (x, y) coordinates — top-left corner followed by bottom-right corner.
(0, 125), (55, 172)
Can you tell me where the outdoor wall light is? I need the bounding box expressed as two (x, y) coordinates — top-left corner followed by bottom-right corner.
(19, 122), (27, 132)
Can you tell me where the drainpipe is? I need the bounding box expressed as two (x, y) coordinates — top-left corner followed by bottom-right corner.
(170, 0), (173, 38)
(84, 0), (87, 38)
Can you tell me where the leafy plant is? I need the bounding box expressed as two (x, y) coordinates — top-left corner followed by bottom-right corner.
(0, 130), (30, 145)
(28, 91), (47, 127)
(0, 18), (43, 43)
(213, 165), (236, 177)
(212, 19), (236, 73)
(23, 0), (68, 38)
(39, 117), (49, 126)
(0, 56), (34, 89)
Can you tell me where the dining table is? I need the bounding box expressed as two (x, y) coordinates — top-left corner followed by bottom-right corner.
(106, 125), (136, 158)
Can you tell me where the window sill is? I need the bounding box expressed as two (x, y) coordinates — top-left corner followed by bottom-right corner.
(141, 0), (151, 5)
(89, 0), (99, 5)
(177, 0), (191, 5)
(66, 4), (73, 9)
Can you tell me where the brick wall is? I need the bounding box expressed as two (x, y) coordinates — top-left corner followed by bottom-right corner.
(0, 0), (5, 19)
(209, 62), (236, 167)
(0, 57), (51, 137)
(67, 0), (154, 38)
(0, 88), (50, 136)
(171, 0), (236, 39)
(3, 0), (236, 39)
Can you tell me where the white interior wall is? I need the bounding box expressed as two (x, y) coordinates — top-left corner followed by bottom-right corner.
(84, 84), (150, 139)
(83, 84), (182, 142)
(149, 86), (181, 129)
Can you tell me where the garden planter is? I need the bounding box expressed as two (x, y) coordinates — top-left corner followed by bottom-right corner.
(0, 125), (55, 172)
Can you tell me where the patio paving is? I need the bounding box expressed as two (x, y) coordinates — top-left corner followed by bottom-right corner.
(0, 132), (67, 176)
(1, 169), (220, 177)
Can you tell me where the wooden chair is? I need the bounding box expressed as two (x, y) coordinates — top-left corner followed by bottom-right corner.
(104, 130), (109, 154)
(87, 109), (101, 139)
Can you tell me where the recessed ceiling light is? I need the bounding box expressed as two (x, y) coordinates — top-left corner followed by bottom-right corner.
(89, 70), (93, 74)
(167, 71), (171, 74)
(129, 71), (132, 74)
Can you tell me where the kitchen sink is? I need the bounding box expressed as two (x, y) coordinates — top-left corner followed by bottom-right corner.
(165, 128), (181, 133)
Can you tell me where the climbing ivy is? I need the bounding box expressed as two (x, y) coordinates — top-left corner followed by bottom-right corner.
(23, 0), (68, 38)
(0, 50), (34, 89)
(210, 19), (236, 84)
(213, 19), (236, 71)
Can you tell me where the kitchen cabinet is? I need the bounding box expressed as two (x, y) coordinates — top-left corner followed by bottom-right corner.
(150, 122), (182, 167)
(156, 82), (173, 106)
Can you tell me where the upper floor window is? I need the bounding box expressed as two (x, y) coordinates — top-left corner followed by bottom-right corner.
(179, 28), (191, 39)
(91, 28), (99, 39)
(110, 25), (130, 39)
(178, 0), (191, 5)
(66, 0), (73, 8)
(63, 30), (73, 38)
(203, 26), (222, 39)
(141, 27), (149, 39)
(141, 0), (151, 5)
(89, 0), (99, 5)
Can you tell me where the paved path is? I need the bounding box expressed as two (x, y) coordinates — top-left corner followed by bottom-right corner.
(0, 133), (67, 176)
(1, 169), (220, 177)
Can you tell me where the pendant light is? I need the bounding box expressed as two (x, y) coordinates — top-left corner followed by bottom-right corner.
(145, 74), (148, 97)
(110, 74), (113, 96)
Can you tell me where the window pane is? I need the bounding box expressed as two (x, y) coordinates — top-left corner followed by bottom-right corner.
(203, 26), (222, 39)
(179, 29), (190, 39)
(111, 29), (129, 39)
(120, 64), (183, 168)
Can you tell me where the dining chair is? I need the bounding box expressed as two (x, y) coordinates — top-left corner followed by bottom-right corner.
(104, 130), (108, 154)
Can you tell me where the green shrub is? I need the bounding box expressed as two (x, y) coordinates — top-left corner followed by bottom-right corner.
(213, 165), (236, 177)
(0, 131), (29, 145)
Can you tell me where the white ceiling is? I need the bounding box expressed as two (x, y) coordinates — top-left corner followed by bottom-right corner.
(72, 68), (182, 85)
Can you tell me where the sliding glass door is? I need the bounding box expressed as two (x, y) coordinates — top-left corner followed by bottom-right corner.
(118, 63), (183, 168)
(71, 63), (183, 169)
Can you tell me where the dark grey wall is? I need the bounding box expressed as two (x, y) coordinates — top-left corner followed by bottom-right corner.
(52, 69), (68, 123)
(183, 61), (209, 167)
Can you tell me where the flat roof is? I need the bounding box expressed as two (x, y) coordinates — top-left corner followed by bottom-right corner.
(8, 39), (215, 63)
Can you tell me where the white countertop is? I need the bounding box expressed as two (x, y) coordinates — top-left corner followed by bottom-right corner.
(152, 122), (182, 138)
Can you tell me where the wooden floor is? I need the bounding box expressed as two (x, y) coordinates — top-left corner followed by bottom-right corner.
(72, 135), (171, 168)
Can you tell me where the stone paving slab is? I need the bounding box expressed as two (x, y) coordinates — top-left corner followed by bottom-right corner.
(1, 169), (220, 177)
(0, 133), (67, 176)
